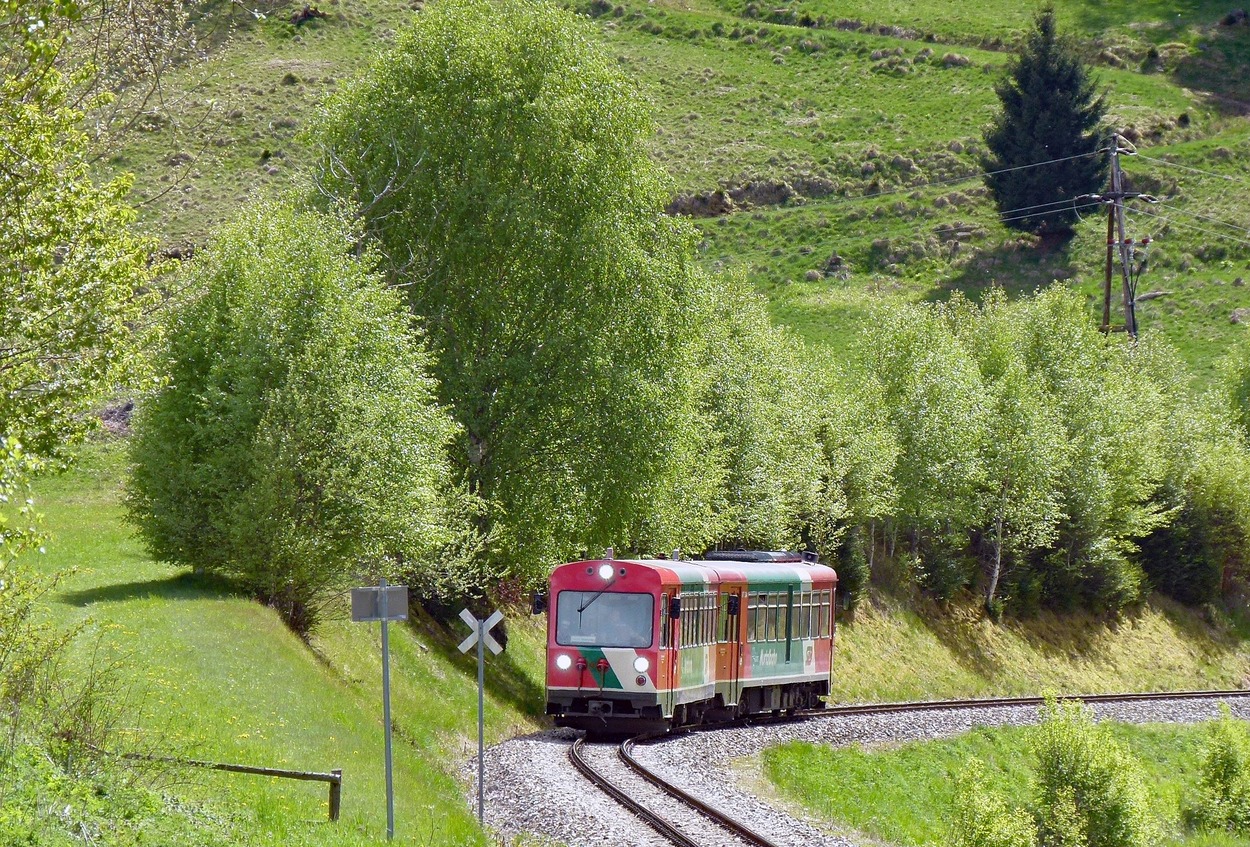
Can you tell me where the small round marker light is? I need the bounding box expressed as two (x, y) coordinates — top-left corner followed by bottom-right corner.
(555, 654), (573, 671)
(633, 656), (650, 673)
(598, 563), (614, 580)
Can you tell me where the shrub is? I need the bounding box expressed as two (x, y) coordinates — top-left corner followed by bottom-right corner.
(1186, 703), (1250, 833)
(1032, 699), (1158, 847)
(128, 202), (462, 632)
(950, 758), (1037, 847)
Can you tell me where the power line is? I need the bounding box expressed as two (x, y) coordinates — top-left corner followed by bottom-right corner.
(1130, 153), (1243, 184)
(998, 200), (1102, 227)
(1126, 206), (1250, 250)
(1149, 199), (1250, 236)
(804, 150), (1105, 212)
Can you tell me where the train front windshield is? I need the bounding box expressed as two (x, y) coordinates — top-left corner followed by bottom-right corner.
(555, 591), (653, 649)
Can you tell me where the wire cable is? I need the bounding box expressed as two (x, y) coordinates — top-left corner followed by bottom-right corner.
(998, 201), (1102, 228)
(1130, 153), (1243, 184)
(806, 150), (1106, 212)
(1148, 199), (1250, 236)
(1127, 207), (1250, 250)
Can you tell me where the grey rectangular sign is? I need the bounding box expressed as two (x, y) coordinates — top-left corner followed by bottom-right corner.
(351, 585), (409, 622)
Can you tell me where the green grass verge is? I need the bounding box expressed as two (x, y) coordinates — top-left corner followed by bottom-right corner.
(24, 439), (546, 846)
(762, 720), (1250, 847)
(832, 592), (1250, 703)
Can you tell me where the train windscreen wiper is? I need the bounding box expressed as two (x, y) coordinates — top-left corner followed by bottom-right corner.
(576, 579), (617, 613)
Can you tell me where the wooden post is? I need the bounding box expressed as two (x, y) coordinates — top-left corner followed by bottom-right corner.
(329, 769), (342, 821)
(1103, 203), (1114, 332)
(1110, 139), (1137, 338)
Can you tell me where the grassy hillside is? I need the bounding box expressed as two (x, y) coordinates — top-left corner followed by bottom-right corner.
(26, 441), (546, 846)
(104, 0), (1250, 385)
(17, 437), (1250, 842)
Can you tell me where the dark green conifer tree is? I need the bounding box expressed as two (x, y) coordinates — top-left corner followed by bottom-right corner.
(982, 7), (1108, 236)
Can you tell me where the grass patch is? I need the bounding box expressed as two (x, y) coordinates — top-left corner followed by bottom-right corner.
(24, 438), (545, 845)
(831, 592), (1250, 703)
(92, 0), (1250, 387)
(762, 720), (1250, 847)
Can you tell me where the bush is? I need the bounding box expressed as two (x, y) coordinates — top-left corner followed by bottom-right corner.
(950, 758), (1037, 847)
(835, 525), (870, 610)
(1139, 502), (1223, 605)
(1186, 703), (1250, 833)
(1032, 699), (1158, 847)
(128, 202), (463, 632)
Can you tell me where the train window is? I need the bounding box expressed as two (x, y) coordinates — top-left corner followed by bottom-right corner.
(819, 589), (831, 637)
(719, 594), (730, 642)
(765, 595), (777, 641)
(555, 591), (654, 648)
(660, 593), (669, 648)
(799, 592), (810, 638)
(754, 596), (767, 641)
(784, 591), (793, 642)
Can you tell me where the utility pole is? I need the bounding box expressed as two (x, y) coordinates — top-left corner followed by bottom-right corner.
(1111, 140), (1137, 338)
(1096, 134), (1155, 339)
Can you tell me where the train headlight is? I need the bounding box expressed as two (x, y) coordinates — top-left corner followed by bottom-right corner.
(633, 656), (650, 673)
(598, 563), (614, 580)
(555, 653), (573, 671)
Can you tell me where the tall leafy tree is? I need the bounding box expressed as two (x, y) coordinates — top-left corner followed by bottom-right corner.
(128, 203), (462, 632)
(310, 0), (716, 579)
(953, 293), (1067, 609)
(1, 0), (156, 464)
(982, 6), (1108, 236)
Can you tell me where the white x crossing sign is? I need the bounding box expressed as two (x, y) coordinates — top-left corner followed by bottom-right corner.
(458, 609), (504, 655)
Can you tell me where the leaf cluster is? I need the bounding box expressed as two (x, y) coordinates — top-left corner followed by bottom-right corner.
(127, 202), (463, 631)
(856, 287), (1250, 614)
(1185, 703), (1250, 833)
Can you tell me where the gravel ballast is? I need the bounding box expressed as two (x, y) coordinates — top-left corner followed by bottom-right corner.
(473, 695), (1250, 847)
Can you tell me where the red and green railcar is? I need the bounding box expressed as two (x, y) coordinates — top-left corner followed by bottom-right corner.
(543, 551), (837, 734)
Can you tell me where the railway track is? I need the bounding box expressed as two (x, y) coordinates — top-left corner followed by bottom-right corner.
(809, 688), (1248, 720)
(569, 689), (1250, 847)
(569, 735), (782, 847)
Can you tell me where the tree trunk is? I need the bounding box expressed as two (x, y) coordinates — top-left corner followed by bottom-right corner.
(987, 512), (1004, 604)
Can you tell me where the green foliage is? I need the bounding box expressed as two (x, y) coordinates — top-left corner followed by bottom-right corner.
(950, 758), (1037, 847)
(127, 202), (461, 631)
(865, 298), (987, 546)
(310, 0), (726, 579)
(1186, 704), (1250, 834)
(1032, 699), (1159, 847)
(1224, 345), (1250, 440)
(1012, 291), (1168, 611)
(982, 7), (1108, 235)
(955, 291), (1067, 606)
(687, 272), (829, 552)
(0, 0), (156, 462)
(858, 288), (1184, 612)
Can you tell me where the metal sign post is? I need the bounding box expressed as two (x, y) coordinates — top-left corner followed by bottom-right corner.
(351, 579), (408, 841)
(457, 608), (503, 824)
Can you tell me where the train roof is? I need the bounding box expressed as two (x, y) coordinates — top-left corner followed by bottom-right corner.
(554, 557), (837, 587)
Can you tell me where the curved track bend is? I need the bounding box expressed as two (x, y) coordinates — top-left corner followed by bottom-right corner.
(571, 689), (1250, 847)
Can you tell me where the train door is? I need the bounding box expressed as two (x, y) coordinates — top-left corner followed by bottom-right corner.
(716, 587), (743, 708)
(662, 593), (681, 718)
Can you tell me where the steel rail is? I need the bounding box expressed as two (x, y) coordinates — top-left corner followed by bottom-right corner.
(619, 734), (783, 847)
(805, 688), (1250, 720)
(568, 736), (706, 847)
